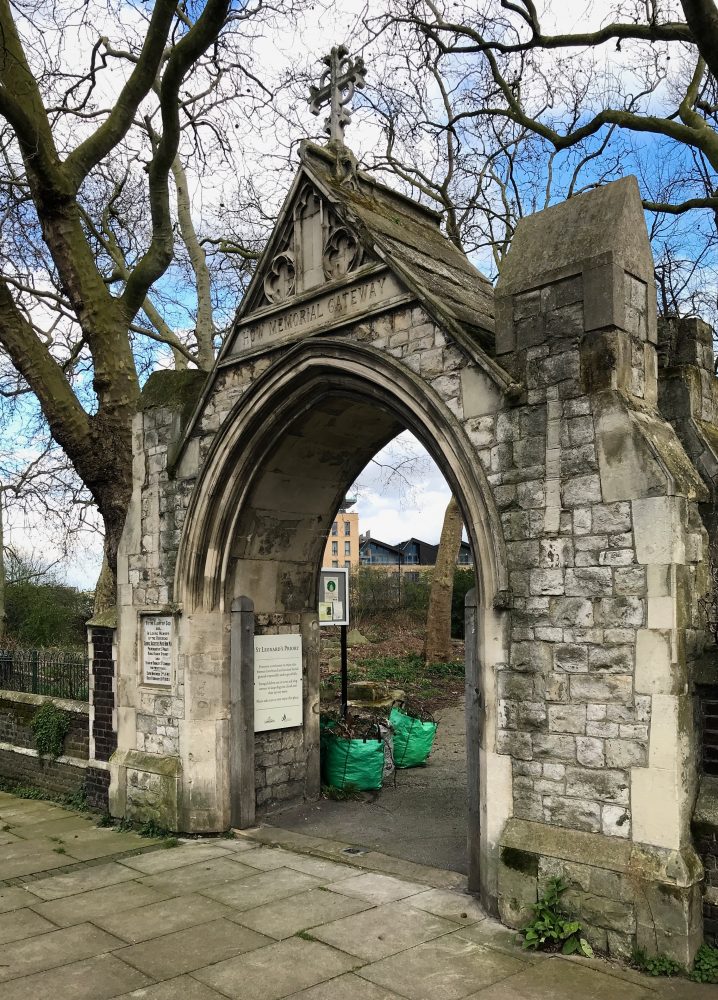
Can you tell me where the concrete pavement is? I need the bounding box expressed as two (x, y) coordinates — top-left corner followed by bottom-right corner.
(0, 790), (713, 999)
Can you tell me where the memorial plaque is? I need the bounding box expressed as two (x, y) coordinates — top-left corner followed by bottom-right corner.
(254, 634), (303, 732)
(142, 615), (172, 686)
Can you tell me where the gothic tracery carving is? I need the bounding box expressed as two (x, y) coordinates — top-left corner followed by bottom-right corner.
(263, 251), (296, 304)
(323, 224), (363, 280)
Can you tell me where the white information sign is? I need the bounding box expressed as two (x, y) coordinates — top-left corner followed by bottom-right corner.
(254, 634), (303, 732)
(318, 567), (349, 626)
(142, 615), (172, 686)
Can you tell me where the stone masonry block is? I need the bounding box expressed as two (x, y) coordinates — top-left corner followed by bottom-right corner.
(632, 497), (686, 565)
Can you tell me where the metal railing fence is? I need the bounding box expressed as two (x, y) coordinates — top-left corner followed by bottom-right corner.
(0, 648), (88, 701)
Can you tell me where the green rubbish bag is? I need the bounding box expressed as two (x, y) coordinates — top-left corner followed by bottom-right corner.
(389, 706), (437, 768)
(322, 733), (385, 791)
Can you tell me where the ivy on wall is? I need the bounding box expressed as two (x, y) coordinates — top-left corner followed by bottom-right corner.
(31, 701), (70, 758)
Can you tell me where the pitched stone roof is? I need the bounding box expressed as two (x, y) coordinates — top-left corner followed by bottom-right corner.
(298, 143), (496, 353)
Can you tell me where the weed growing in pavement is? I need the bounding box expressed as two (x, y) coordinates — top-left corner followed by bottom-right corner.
(631, 948), (684, 977)
(521, 878), (594, 958)
(691, 944), (718, 983)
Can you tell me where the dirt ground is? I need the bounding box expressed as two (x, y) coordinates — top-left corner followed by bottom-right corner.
(320, 611), (466, 714)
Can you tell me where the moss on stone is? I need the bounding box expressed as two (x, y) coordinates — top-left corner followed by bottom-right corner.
(139, 370), (207, 426)
(501, 846), (539, 877)
(86, 606), (117, 628)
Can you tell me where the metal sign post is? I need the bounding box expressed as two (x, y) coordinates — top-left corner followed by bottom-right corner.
(318, 567), (350, 718)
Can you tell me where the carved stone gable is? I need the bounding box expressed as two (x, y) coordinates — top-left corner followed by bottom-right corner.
(252, 179), (374, 312)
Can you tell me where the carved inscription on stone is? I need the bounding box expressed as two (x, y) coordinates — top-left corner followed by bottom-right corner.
(142, 615), (172, 686)
(231, 269), (406, 360)
(254, 634), (303, 732)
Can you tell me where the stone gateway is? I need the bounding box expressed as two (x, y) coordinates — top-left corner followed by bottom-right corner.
(103, 139), (718, 963)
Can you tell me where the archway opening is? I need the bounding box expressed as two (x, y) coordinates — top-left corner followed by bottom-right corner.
(176, 339), (509, 901)
(279, 432), (473, 875)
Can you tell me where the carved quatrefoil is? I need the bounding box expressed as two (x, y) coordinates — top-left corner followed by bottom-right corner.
(263, 251), (296, 304)
(323, 226), (363, 281)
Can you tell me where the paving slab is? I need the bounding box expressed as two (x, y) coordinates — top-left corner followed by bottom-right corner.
(201, 866), (324, 910)
(138, 856), (258, 896)
(358, 931), (530, 999)
(311, 899), (458, 962)
(268, 851), (365, 882)
(0, 844), (73, 878)
(463, 956), (655, 999)
(94, 891), (235, 943)
(3, 814), (98, 839)
(0, 796), (71, 823)
(115, 975), (229, 999)
(0, 884), (35, 912)
(47, 829), (160, 862)
(30, 879), (167, 927)
(193, 936), (358, 1000)
(0, 953), (152, 1000)
(231, 886), (373, 939)
(406, 887), (486, 924)
(285, 973), (407, 999)
(24, 859), (140, 899)
(0, 905), (57, 944)
(237, 845), (316, 871)
(119, 843), (229, 874)
(210, 836), (261, 854)
(325, 871), (429, 905)
(116, 916), (270, 979)
(0, 920), (125, 982)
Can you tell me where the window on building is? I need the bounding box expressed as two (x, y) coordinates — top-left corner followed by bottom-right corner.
(344, 521), (351, 535)
(344, 560), (351, 569)
(331, 522), (338, 536)
(332, 560), (339, 567)
(344, 541), (351, 555)
(332, 541), (338, 555)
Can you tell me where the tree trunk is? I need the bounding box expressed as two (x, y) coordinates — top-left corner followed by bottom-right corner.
(93, 553), (116, 616)
(424, 496), (463, 663)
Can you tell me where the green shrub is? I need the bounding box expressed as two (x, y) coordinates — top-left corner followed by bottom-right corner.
(5, 578), (92, 649)
(31, 701), (70, 758)
(691, 944), (718, 983)
(521, 877), (594, 957)
(632, 948), (684, 977)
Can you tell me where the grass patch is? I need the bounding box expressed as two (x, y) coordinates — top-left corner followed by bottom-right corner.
(295, 930), (318, 941)
(349, 654), (463, 685)
(321, 783), (363, 802)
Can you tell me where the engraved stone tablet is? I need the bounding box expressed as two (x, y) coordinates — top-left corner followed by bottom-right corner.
(254, 634), (303, 732)
(142, 615), (173, 686)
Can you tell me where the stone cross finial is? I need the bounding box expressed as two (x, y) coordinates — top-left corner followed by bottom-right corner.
(308, 45), (366, 145)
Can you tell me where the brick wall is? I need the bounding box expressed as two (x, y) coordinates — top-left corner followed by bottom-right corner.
(85, 766), (111, 812)
(0, 690), (90, 800)
(0, 747), (86, 797)
(89, 626), (117, 761)
(0, 693), (89, 759)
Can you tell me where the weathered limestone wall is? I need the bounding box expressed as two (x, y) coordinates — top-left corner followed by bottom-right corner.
(492, 177), (709, 962)
(656, 316), (718, 946)
(111, 173), (713, 960)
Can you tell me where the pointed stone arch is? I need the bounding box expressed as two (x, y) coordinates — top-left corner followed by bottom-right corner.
(175, 338), (508, 616)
